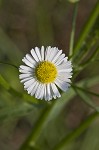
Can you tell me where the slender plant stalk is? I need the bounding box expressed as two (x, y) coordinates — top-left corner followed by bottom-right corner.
(80, 46), (99, 67)
(73, 0), (99, 58)
(69, 2), (79, 57)
(72, 85), (99, 111)
(19, 75), (99, 150)
(0, 62), (18, 69)
(72, 46), (99, 81)
(53, 112), (99, 150)
(19, 105), (53, 150)
(71, 84), (99, 97)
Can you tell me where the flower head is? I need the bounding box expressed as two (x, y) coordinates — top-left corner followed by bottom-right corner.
(19, 46), (72, 101)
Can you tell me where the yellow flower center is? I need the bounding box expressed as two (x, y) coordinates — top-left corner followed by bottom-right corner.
(35, 61), (57, 83)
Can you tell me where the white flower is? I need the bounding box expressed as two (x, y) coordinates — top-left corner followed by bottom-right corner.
(19, 46), (72, 101)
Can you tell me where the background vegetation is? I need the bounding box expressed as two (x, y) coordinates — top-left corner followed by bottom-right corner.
(0, 0), (99, 150)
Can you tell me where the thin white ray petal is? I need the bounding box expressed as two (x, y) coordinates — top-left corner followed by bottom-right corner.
(47, 47), (58, 61)
(19, 69), (33, 74)
(41, 46), (44, 61)
(35, 47), (42, 61)
(57, 61), (72, 70)
(20, 77), (33, 83)
(51, 83), (61, 98)
(35, 83), (43, 99)
(54, 54), (65, 66)
(54, 78), (70, 92)
(24, 78), (35, 89)
(31, 48), (39, 62)
(58, 68), (72, 73)
(57, 76), (71, 83)
(58, 72), (72, 79)
(31, 81), (39, 96)
(46, 84), (52, 101)
(26, 54), (36, 64)
(45, 46), (51, 61)
(27, 80), (37, 94)
(20, 65), (33, 72)
(19, 73), (32, 79)
(22, 57), (34, 68)
(52, 50), (62, 63)
(39, 84), (45, 100)
(64, 57), (68, 62)
(44, 84), (47, 101)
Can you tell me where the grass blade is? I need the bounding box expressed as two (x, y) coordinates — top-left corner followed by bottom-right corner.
(53, 112), (99, 150)
(73, 1), (99, 59)
(72, 85), (99, 111)
(19, 75), (99, 150)
(69, 2), (79, 57)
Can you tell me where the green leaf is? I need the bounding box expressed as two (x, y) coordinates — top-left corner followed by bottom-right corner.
(68, 0), (80, 3)
(80, 46), (99, 68)
(0, 103), (33, 123)
(72, 85), (99, 98)
(0, 74), (10, 90)
(53, 112), (99, 150)
(80, 119), (99, 150)
(69, 2), (79, 57)
(0, 62), (18, 69)
(74, 28), (99, 64)
(36, 2), (54, 46)
(73, 1), (99, 59)
(73, 85), (99, 111)
(0, 27), (23, 64)
(19, 75), (99, 150)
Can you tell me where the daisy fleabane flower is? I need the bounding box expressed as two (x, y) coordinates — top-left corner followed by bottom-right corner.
(19, 46), (72, 101)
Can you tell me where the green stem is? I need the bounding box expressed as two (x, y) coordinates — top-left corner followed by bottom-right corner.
(71, 84), (99, 97)
(19, 104), (53, 150)
(0, 62), (18, 69)
(72, 46), (99, 81)
(73, 0), (99, 58)
(69, 2), (79, 57)
(54, 112), (99, 150)
(19, 75), (99, 150)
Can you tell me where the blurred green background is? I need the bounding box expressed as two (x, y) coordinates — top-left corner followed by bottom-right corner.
(0, 0), (99, 150)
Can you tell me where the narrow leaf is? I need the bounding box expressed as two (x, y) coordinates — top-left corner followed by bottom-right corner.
(73, 1), (99, 58)
(53, 112), (99, 150)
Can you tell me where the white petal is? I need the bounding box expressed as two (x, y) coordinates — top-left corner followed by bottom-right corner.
(38, 84), (45, 100)
(24, 78), (35, 89)
(27, 80), (37, 94)
(58, 72), (72, 79)
(57, 76), (71, 83)
(51, 83), (61, 98)
(26, 54), (36, 64)
(41, 46), (44, 61)
(54, 78), (70, 92)
(19, 73), (32, 79)
(64, 57), (68, 62)
(44, 84), (47, 101)
(31, 81), (39, 96)
(46, 84), (52, 101)
(52, 50), (62, 63)
(45, 46), (51, 61)
(20, 65), (33, 72)
(57, 61), (72, 70)
(58, 68), (72, 73)
(35, 83), (43, 99)
(22, 57), (34, 68)
(20, 77), (33, 83)
(19, 69), (33, 74)
(47, 47), (58, 62)
(31, 48), (39, 62)
(35, 47), (42, 61)
(54, 54), (65, 66)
